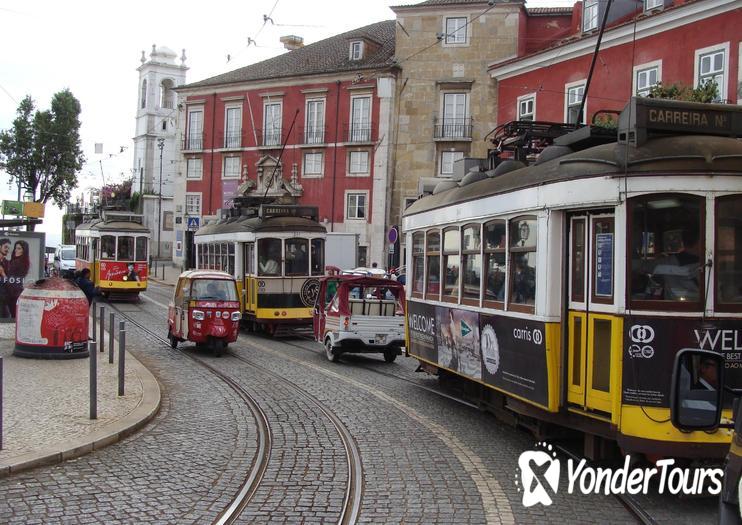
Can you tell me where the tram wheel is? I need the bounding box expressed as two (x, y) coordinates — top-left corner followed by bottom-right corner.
(168, 331), (178, 349)
(383, 349), (398, 363)
(325, 339), (339, 363)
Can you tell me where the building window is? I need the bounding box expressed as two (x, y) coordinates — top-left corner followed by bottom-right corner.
(445, 17), (467, 44)
(187, 109), (203, 150)
(350, 41), (363, 60)
(484, 220), (506, 306)
(697, 47), (726, 101)
(635, 65), (660, 97)
(348, 150), (369, 175)
(225, 106), (241, 148)
(518, 95), (535, 121)
(223, 156), (240, 179)
(583, 0), (598, 32)
(186, 158), (202, 179)
(349, 96), (371, 142)
(263, 102), (282, 146)
(346, 193), (367, 220)
(441, 93), (469, 138)
(305, 99), (325, 144)
(566, 83), (585, 124)
(412, 232), (425, 295)
(645, 0), (663, 9)
(440, 151), (464, 176)
(509, 216), (537, 310)
(357, 246), (368, 267)
(160, 79), (175, 109)
(716, 195), (742, 311)
(140, 80), (147, 109)
(185, 194), (202, 216)
(303, 152), (323, 177)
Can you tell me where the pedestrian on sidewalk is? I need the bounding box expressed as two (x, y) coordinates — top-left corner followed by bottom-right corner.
(75, 268), (101, 306)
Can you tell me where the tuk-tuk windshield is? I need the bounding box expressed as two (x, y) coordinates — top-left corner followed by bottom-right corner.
(191, 279), (238, 301)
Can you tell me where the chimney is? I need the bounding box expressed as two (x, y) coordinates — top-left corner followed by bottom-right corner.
(280, 35), (304, 51)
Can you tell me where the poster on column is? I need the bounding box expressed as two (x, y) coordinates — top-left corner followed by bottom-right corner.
(479, 314), (549, 407)
(436, 306), (481, 380)
(406, 301), (437, 363)
(0, 231), (46, 321)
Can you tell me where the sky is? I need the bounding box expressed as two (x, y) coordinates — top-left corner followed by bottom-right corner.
(0, 0), (573, 248)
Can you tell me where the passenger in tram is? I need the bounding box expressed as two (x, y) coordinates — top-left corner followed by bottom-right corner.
(259, 247), (280, 275)
(487, 266), (506, 301)
(511, 255), (536, 305)
(648, 229), (701, 301)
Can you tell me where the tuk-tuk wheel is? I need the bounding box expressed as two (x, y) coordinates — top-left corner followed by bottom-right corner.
(383, 349), (398, 363)
(168, 331), (178, 349)
(213, 339), (226, 358)
(325, 339), (339, 363)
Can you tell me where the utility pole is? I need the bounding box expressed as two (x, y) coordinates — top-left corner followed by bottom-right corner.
(157, 138), (164, 259)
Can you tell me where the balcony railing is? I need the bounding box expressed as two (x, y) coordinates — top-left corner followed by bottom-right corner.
(433, 117), (473, 140)
(259, 127), (283, 147)
(345, 124), (374, 143)
(182, 133), (204, 151)
(301, 126), (326, 145)
(220, 130), (243, 149)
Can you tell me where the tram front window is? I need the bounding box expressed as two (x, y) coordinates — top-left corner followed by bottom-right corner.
(285, 238), (309, 276)
(258, 238), (281, 276)
(101, 235), (116, 260)
(135, 237), (147, 262)
(630, 195), (703, 307)
(717, 195), (742, 308)
(311, 239), (324, 276)
(117, 236), (134, 261)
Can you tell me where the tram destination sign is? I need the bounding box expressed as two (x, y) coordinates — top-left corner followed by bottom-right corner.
(620, 97), (742, 145)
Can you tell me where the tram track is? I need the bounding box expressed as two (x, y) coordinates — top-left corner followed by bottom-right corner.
(108, 298), (364, 525)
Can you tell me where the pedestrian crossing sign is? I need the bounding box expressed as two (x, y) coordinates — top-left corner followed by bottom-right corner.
(187, 216), (200, 231)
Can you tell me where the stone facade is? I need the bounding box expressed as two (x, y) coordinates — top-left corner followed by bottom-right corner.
(390, 1), (522, 236)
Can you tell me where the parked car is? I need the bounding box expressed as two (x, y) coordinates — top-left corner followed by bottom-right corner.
(313, 275), (406, 363)
(54, 244), (76, 277)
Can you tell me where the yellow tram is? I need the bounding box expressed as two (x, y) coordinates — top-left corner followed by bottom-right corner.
(75, 211), (150, 297)
(194, 204), (326, 333)
(403, 97), (742, 459)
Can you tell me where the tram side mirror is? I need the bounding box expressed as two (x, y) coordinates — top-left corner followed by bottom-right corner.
(670, 348), (724, 432)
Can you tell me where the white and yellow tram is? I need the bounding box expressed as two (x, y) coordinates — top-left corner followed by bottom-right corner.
(194, 204), (326, 333)
(403, 97), (742, 459)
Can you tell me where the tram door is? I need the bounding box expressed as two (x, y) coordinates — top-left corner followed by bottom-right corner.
(566, 212), (620, 417)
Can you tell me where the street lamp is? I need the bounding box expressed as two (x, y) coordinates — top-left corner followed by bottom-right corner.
(157, 137), (165, 259)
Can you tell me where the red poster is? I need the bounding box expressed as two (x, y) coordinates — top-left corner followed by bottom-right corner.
(99, 261), (148, 282)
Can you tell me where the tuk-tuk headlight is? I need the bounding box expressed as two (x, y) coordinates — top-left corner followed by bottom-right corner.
(231, 312), (241, 322)
(222, 311), (229, 318)
(215, 311), (222, 319)
(192, 310), (205, 320)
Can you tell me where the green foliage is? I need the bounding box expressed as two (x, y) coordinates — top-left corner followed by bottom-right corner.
(647, 79), (720, 103)
(0, 90), (85, 209)
(129, 191), (141, 212)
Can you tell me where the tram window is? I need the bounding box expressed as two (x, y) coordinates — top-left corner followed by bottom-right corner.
(629, 194), (703, 308)
(286, 238), (309, 276)
(101, 235), (116, 260)
(412, 232), (425, 295)
(591, 217), (615, 304)
(571, 218), (586, 303)
(117, 236), (134, 261)
(461, 224), (481, 302)
(209, 244), (216, 270)
(228, 243), (235, 275)
(258, 238), (281, 276)
(426, 231), (441, 298)
(135, 237), (147, 262)
(716, 195), (742, 309)
(509, 216), (537, 309)
(311, 239), (325, 276)
(245, 243), (255, 275)
(484, 220), (506, 306)
(442, 228), (460, 300)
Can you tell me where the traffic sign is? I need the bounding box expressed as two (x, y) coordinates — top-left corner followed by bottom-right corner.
(387, 226), (399, 244)
(187, 216), (200, 231)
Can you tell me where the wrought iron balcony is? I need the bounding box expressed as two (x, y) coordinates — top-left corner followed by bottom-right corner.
(220, 130), (243, 149)
(433, 117), (473, 140)
(345, 124), (374, 143)
(259, 128), (283, 147)
(301, 126), (326, 145)
(182, 133), (204, 151)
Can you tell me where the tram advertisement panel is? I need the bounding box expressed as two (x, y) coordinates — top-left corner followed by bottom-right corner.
(0, 231), (45, 321)
(480, 314), (549, 407)
(407, 301), (437, 363)
(436, 306), (481, 380)
(622, 318), (742, 407)
(99, 261), (148, 282)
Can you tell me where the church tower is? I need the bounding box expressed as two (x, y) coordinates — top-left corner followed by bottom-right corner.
(132, 45), (187, 259)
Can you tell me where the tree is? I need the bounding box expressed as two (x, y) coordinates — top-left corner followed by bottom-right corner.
(0, 89), (85, 214)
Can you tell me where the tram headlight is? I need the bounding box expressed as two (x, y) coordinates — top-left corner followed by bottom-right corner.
(231, 312), (241, 321)
(123, 275), (128, 281)
(192, 310), (205, 320)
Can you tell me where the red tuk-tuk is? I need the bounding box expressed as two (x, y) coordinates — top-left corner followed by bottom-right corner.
(313, 275), (406, 363)
(168, 270), (241, 356)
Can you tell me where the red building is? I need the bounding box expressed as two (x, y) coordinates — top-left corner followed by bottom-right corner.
(490, 0), (741, 126)
(173, 21), (397, 269)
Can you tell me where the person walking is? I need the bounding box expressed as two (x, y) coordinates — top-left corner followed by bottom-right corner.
(0, 238), (11, 318)
(75, 268), (101, 306)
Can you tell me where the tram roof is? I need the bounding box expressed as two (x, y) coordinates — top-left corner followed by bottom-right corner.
(195, 215), (326, 238)
(404, 135), (742, 217)
(75, 218), (150, 234)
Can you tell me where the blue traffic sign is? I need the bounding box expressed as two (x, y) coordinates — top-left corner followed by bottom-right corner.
(187, 216), (200, 231)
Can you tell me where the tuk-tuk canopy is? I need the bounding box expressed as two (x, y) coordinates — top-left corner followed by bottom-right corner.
(319, 275), (405, 315)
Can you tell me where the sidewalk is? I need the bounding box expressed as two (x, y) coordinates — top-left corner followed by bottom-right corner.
(148, 260), (180, 287)
(0, 322), (160, 478)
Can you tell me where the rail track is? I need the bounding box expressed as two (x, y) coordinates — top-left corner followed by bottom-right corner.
(107, 302), (364, 525)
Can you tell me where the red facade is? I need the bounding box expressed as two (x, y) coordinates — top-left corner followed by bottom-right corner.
(492, 0), (741, 126)
(182, 78), (382, 226)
